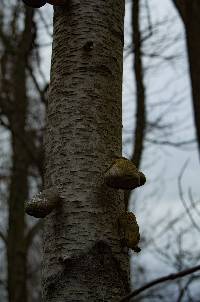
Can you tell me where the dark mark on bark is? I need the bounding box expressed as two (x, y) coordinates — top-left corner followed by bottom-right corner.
(83, 41), (94, 51)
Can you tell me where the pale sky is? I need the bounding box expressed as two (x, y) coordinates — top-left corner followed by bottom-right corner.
(123, 1), (200, 295)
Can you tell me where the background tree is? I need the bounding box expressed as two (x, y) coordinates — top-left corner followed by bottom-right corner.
(123, 0), (200, 300)
(131, 0), (146, 169)
(172, 0), (200, 158)
(0, 1), (48, 301)
(125, 0), (146, 209)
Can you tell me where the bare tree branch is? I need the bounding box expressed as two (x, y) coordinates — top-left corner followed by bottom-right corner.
(37, 9), (53, 38)
(25, 220), (43, 250)
(176, 275), (196, 302)
(118, 265), (200, 302)
(188, 187), (200, 219)
(146, 138), (196, 148)
(26, 64), (47, 104)
(178, 160), (200, 233)
(0, 229), (7, 245)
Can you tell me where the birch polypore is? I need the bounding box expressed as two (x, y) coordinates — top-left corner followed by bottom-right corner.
(118, 212), (141, 253)
(25, 187), (60, 218)
(105, 157), (146, 190)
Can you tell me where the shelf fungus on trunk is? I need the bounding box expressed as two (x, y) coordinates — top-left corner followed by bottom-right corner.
(25, 187), (61, 218)
(104, 157), (146, 190)
(22, 0), (47, 8)
(118, 212), (141, 253)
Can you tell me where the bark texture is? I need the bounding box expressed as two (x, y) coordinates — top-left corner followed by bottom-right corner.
(173, 0), (200, 157)
(43, 1), (129, 301)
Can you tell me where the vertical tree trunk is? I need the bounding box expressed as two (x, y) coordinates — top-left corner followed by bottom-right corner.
(7, 132), (28, 302)
(173, 0), (200, 157)
(131, 0), (146, 169)
(43, 1), (129, 301)
(6, 7), (35, 302)
(7, 52), (28, 302)
(125, 0), (146, 208)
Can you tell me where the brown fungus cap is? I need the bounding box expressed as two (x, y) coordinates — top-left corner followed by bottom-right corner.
(118, 212), (141, 252)
(104, 157), (146, 190)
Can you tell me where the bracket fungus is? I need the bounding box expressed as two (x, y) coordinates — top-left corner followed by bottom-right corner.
(104, 157), (146, 190)
(22, 0), (66, 8)
(118, 212), (141, 253)
(25, 187), (61, 218)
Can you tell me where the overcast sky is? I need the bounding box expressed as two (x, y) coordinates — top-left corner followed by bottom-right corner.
(122, 3), (200, 296)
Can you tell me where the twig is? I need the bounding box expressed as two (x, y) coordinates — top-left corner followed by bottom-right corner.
(118, 265), (200, 302)
(26, 65), (47, 104)
(178, 160), (200, 233)
(25, 220), (43, 249)
(188, 187), (200, 219)
(176, 275), (196, 302)
(0, 230), (7, 245)
(146, 138), (196, 148)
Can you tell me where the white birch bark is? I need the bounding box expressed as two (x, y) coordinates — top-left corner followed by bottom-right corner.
(42, 1), (129, 301)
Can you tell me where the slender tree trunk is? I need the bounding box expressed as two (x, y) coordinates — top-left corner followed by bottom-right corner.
(7, 53), (28, 302)
(6, 7), (35, 302)
(131, 0), (146, 169)
(125, 0), (146, 208)
(7, 131), (28, 302)
(173, 0), (200, 157)
(43, 1), (129, 301)
(0, 3), (44, 301)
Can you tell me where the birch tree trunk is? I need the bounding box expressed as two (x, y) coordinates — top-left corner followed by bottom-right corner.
(173, 0), (200, 157)
(42, 1), (129, 301)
